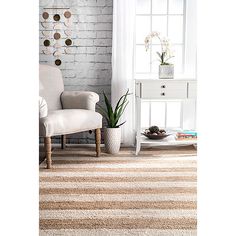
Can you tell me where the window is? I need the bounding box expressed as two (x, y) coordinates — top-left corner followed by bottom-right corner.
(135, 0), (196, 79)
(135, 0), (197, 131)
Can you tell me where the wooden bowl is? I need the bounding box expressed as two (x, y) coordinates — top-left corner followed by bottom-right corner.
(142, 132), (171, 140)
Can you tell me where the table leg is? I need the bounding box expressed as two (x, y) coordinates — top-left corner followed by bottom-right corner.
(135, 96), (141, 155)
(135, 135), (141, 155)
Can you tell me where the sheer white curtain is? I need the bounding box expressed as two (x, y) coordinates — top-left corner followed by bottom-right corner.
(112, 0), (136, 146)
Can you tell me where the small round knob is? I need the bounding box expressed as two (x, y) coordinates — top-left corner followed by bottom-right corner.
(161, 92), (165, 96)
(161, 85), (166, 88)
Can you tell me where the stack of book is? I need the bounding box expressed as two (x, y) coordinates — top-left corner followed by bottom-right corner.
(175, 130), (197, 140)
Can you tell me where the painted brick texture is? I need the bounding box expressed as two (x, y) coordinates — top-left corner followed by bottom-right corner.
(39, 0), (113, 144)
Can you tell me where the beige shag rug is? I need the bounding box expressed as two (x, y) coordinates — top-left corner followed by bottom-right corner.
(39, 147), (197, 236)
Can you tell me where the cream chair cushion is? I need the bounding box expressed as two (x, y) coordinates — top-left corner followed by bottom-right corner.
(61, 91), (99, 111)
(39, 109), (102, 137)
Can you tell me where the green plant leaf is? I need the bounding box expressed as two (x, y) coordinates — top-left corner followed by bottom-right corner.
(156, 51), (161, 59)
(116, 121), (126, 128)
(97, 105), (108, 119)
(161, 53), (165, 64)
(103, 92), (113, 121)
(96, 104), (110, 126)
(96, 90), (130, 128)
(114, 89), (129, 113)
(118, 101), (129, 118)
(115, 100), (128, 122)
(113, 90), (130, 127)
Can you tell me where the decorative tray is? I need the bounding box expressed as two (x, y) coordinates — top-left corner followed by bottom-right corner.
(141, 132), (172, 140)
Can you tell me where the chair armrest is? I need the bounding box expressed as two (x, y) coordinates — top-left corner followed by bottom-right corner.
(61, 91), (99, 111)
(39, 96), (48, 118)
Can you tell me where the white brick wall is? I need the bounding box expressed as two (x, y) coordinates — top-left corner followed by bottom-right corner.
(39, 0), (113, 144)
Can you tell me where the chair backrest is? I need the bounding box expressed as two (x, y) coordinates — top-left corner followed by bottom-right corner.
(39, 64), (64, 111)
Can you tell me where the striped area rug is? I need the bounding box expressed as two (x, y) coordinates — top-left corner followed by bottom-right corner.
(39, 148), (197, 236)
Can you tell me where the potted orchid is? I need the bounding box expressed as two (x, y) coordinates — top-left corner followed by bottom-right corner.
(145, 31), (174, 79)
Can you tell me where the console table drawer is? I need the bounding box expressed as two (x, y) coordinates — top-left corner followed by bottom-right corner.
(140, 81), (188, 99)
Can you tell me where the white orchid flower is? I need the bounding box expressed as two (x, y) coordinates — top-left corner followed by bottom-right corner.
(144, 31), (174, 65)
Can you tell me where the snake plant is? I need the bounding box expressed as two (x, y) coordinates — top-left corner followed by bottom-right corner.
(97, 89), (130, 128)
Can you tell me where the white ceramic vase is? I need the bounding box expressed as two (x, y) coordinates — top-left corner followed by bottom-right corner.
(159, 64), (174, 79)
(104, 127), (121, 154)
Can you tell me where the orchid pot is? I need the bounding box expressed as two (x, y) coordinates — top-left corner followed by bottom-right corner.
(159, 64), (174, 79)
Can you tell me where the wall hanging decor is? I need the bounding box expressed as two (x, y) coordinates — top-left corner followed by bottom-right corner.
(64, 10), (71, 18)
(53, 14), (60, 21)
(42, 12), (49, 20)
(55, 59), (61, 66)
(65, 38), (72, 46)
(42, 31), (50, 37)
(64, 21), (72, 27)
(40, 6), (76, 66)
(53, 32), (61, 40)
(53, 23), (61, 30)
(64, 10), (72, 27)
(64, 47), (72, 54)
(43, 48), (52, 55)
(43, 39), (50, 47)
(41, 22), (52, 29)
(54, 42), (61, 48)
(53, 50), (62, 57)
(65, 29), (72, 37)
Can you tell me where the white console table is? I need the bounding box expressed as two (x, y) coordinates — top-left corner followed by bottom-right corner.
(135, 79), (197, 155)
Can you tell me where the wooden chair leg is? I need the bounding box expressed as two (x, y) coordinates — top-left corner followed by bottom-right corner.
(95, 128), (101, 157)
(44, 137), (52, 169)
(61, 135), (66, 149)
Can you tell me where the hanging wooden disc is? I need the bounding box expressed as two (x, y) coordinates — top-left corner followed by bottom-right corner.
(53, 14), (60, 21)
(43, 39), (50, 47)
(55, 59), (61, 66)
(65, 38), (72, 46)
(64, 11), (71, 18)
(42, 12), (49, 20)
(54, 32), (61, 40)
(65, 29), (72, 36)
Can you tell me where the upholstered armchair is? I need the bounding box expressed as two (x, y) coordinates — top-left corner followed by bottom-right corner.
(39, 64), (102, 169)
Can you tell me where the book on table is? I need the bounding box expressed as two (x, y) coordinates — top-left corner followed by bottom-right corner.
(175, 130), (197, 140)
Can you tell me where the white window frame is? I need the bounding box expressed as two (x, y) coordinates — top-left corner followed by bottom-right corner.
(134, 0), (197, 79)
(134, 0), (197, 131)
(184, 0), (197, 78)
